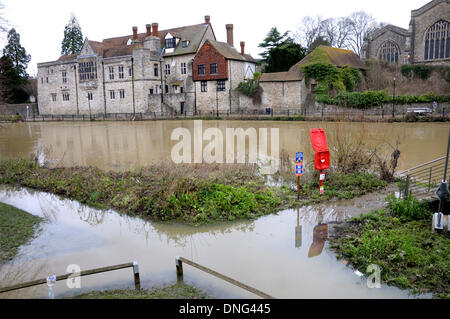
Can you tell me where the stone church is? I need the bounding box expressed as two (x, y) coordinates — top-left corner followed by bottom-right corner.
(362, 0), (450, 65)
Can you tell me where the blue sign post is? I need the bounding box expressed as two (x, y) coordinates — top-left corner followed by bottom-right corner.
(296, 152), (303, 199)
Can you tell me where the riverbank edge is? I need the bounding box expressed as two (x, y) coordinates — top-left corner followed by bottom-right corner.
(0, 158), (388, 225)
(327, 206), (449, 299)
(0, 202), (43, 264)
(70, 282), (211, 299)
(17, 114), (450, 123)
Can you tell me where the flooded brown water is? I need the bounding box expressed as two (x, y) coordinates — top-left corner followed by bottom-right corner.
(0, 120), (445, 299)
(0, 120), (449, 172)
(0, 185), (424, 299)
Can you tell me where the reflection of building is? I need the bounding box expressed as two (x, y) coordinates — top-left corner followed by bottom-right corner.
(362, 0), (450, 65)
(37, 16), (255, 115)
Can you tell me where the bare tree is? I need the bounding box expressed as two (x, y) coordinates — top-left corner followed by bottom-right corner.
(347, 11), (378, 57)
(321, 17), (353, 49)
(296, 16), (324, 50)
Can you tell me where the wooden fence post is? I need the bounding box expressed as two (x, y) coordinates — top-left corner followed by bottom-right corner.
(176, 256), (183, 280)
(133, 261), (140, 290)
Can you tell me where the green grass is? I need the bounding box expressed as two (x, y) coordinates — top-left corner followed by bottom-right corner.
(0, 202), (43, 263)
(329, 201), (450, 298)
(0, 158), (292, 224)
(71, 282), (210, 299)
(0, 115), (22, 122)
(0, 158), (390, 224)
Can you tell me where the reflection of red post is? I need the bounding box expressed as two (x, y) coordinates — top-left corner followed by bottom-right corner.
(319, 170), (323, 194)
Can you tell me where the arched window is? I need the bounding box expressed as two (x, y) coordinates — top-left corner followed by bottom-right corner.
(378, 41), (400, 64)
(424, 20), (450, 60)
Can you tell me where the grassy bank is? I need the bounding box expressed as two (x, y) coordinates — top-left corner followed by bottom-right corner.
(0, 202), (43, 263)
(0, 158), (389, 224)
(71, 282), (210, 299)
(0, 115), (23, 123)
(0, 158), (292, 224)
(329, 196), (449, 298)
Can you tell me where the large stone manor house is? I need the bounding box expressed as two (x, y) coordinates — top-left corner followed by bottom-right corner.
(362, 0), (450, 65)
(37, 16), (256, 115)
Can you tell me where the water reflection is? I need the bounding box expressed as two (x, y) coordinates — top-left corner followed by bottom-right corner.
(0, 185), (420, 299)
(0, 121), (448, 172)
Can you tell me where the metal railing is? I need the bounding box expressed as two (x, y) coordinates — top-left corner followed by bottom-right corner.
(398, 155), (450, 199)
(0, 261), (140, 294)
(175, 256), (275, 299)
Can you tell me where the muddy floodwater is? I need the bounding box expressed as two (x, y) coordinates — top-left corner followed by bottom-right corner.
(0, 185), (426, 299)
(0, 120), (449, 172)
(0, 120), (444, 299)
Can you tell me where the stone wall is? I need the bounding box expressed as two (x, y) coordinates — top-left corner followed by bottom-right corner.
(0, 103), (39, 117)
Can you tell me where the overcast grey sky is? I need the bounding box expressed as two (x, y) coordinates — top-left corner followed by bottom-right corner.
(1, 0), (429, 76)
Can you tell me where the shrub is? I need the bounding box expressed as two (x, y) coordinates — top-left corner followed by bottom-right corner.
(400, 65), (413, 79)
(236, 79), (259, 97)
(412, 65), (432, 80)
(387, 195), (433, 220)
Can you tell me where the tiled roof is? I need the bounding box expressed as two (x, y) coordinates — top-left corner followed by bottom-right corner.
(208, 41), (247, 61)
(296, 45), (366, 69)
(56, 22), (211, 61)
(260, 68), (303, 82)
(101, 23), (210, 57)
(243, 53), (256, 63)
(57, 54), (77, 62)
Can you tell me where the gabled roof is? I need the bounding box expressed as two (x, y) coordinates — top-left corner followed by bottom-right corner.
(260, 45), (365, 83)
(208, 40), (247, 61)
(101, 23), (211, 57)
(56, 22), (213, 61)
(296, 45), (366, 69)
(367, 24), (410, 40)
(412, 0), (450, 17)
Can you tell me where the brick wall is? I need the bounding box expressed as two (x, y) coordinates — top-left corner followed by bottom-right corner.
(193, 41), (228, 81)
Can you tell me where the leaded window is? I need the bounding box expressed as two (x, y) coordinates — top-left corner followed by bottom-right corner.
(217, 80), (225, 91)
(210, 63), (218, 74)
(424, 20), (450, 60)
(78, 61), (98, 81)
(198, 64), (205, 76)
(378, 41), (400, 64)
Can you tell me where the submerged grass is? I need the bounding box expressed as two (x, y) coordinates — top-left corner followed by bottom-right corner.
(0, 157), (389, 224)
(329, 199), (450, 298)
(71, 282), (210, 299)
(0, 202), (43, 264)
(0, 158), (292, 224)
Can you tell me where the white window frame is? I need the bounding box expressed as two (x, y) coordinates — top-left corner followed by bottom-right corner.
(118, 65), (124, 79)
(109, 66), (114, 80)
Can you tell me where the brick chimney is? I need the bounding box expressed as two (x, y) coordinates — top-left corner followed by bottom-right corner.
(240, 41), (245, 56)
(226, 24), (234, 47)
(204, 15), (210, 24)
(132, 26), (138, 40)
(146, 24), (151, 37)
(152, 23), (159, 37)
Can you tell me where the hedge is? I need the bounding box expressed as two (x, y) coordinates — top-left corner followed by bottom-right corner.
(317, 91), (450, 109)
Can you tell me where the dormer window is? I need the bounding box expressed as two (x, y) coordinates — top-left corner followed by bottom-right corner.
(182, 40), (189, 48)
(165, 38), (176, 49)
